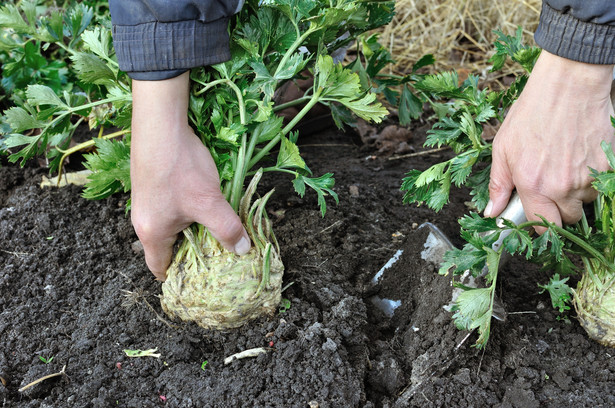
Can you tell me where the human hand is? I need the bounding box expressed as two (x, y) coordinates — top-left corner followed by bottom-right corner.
(130, 72), (251, 280)
(486, 50), (615, 233)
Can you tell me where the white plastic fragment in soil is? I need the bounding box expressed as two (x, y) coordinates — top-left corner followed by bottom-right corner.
(369, 222), (457, 318)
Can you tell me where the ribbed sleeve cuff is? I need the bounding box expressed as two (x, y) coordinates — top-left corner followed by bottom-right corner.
(535, 3), (615, 65)
(112, 18), (232, 80)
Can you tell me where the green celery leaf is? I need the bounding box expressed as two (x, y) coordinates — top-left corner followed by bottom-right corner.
(293, 173), (338, 216)
(414, 71), (461, 97)
(71, 52), (116, 85)
(412, 54), (435, 72)
(0, 4), (33, 34)
(427, 176), (451, 211)
(275, 53), (307, 81)
(276, 136), (307, 171)
(40, 10), (64, 42)
(415, 161), (448, 187)
(3, 106), (43, 133)
(266, 0), (316, 24)
(65, 4), (94, 40)
(452, 286), (492, 329)
(513, 47), (541, 73)
(82, 138), (131, 200)
(81, 27), (112, 60)
(252, 115), (283, 143)
(458, 212), (498, 232)
(216, 123), (246, 146)
(329, 103), (355, 129)
(601, 141), (615, 171)
(6, 133), (45, 165)
(424, 116), (462, 147)
(450, 151), (477, 187)
(538, 274), (572, 313)
(249, 60), (276, 99)
(252, 100), (274, 122)
(335, 93), (388, 123)
(533, 226), (563, 261)
(26, 84), (66, 108)
(502, 229), (533, 258)
(441, 243), (487, 275)
(399, 85), (423, 125)
(315, 53), (388, 123)
(467, 165), (491, 212)
(474, 104), (496, 123)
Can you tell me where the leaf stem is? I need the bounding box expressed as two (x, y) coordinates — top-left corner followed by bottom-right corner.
(246, 87), (322, 171)
(193, 78), (247, 126)
(273, 25), (316, 79)
(272, 96), (312, 112)
(516, 220), (615, 274)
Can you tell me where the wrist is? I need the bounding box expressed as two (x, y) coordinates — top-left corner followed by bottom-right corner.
(532, 50), (614, 96)
(131, 71), (191, 134)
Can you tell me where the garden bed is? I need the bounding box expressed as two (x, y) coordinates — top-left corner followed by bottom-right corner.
(1, 123), (615, 407)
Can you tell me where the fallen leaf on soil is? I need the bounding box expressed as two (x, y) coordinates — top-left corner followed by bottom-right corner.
(354, 118), (378, 144)
(376, 125), (414, 156)
(40, 170), (92, 188)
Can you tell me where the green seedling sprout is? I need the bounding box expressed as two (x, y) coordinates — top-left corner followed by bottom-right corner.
(38, 355), (54, 364)
(279, 298), (291, 313)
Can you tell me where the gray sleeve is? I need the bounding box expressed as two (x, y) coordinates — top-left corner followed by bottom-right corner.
(535, 1), (615, 64)
(109, 0), (244, 80)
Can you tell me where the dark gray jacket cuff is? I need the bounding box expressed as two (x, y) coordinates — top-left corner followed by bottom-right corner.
(112, 18), (231, 80)
(535, 2), (615, 65)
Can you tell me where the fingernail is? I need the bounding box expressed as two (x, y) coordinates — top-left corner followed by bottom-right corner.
(484, 200), (494, 217)
(234, 236), (251, 255)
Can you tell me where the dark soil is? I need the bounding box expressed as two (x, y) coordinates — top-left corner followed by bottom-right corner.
(2, 122), (615, 407)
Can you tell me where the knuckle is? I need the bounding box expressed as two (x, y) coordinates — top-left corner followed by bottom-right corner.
(131, 212), (158, 244)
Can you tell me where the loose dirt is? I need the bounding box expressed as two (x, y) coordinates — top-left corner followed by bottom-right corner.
(1, 122), (614, 407)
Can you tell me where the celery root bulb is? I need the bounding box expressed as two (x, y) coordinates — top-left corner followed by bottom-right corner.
(575, 265), (615, 347)
(160, 233), (284, 329)
(160, 171), (284, 329)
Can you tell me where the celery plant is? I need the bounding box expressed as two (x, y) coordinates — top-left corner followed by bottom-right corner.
(2, 0), (395, 328)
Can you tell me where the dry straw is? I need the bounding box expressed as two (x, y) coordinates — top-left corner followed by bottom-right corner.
(378, 0), (541, 85)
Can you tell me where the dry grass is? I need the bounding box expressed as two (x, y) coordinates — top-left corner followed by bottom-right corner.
(378, 0), (541, 82)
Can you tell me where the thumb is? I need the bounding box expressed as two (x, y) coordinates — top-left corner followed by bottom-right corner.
(485, 156), (515, 218)
(192, 193), (252, 255)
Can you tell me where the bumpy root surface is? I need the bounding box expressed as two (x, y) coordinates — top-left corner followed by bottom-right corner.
(575, 277), (615, 348)
(160, 245), (284, 329)
(159, 169), (285, 329)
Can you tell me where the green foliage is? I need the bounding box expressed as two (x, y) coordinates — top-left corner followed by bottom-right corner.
(82, 138), (131, 200)
(401, 26), (540, 214)
(0, 0), (128, 175)
(184, 0), (393, 214)
(346, 33), (434, 126)
(539, 274), (573, 314)
(2, 0), (394, 219)
(400, 27), (615, 348)
(489, 27), (541, 73)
